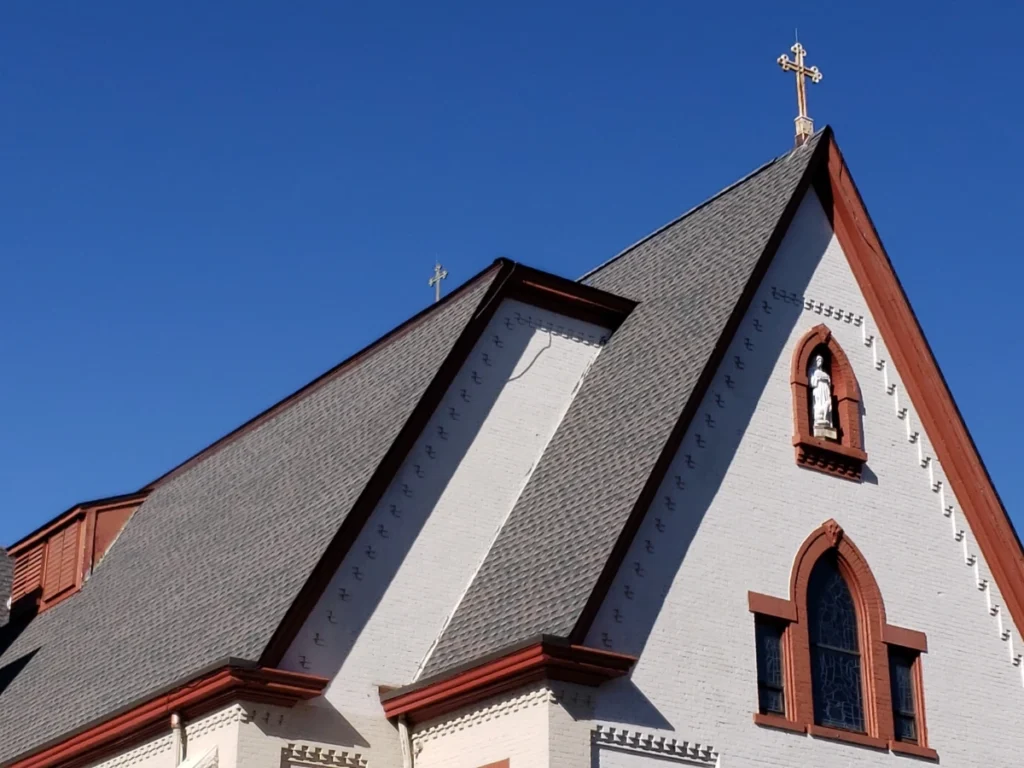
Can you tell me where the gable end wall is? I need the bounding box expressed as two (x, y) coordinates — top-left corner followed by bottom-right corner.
(585, 188), (1024, 767)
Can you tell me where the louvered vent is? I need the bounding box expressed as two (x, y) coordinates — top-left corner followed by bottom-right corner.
(41, 520), (82, 600)
(11, 544), (45, 603)
(7, 493), (146, 616)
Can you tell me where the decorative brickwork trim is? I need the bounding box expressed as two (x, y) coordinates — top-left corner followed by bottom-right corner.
(85, 734), (172, 768)
(791, 324), (866, 480)
(411, 685), (558, 744)
(592, 725), (719, 766)
(381, 638), (635, 725)
(748, 520), (936, 758)
(283, 743), (368, 767)
(182, 704), (248, 741)
(8, 665), (327, 768)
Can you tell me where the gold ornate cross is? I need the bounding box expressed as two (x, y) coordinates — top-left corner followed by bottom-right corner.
(778, 41), (822, 145)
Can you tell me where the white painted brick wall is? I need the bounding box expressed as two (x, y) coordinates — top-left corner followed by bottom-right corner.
(410, 681), (596, 768)
(234, 700), (370, 768)
(83, 704), (243, 768)
(412, 684), (554, 768)
(278, 299), (609, 766)
(585, 189), (1024, 767)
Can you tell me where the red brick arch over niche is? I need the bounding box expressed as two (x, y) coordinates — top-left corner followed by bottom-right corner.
(791, 324), (867, 480)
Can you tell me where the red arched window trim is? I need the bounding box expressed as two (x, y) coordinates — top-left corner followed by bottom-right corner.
(748, 520), (936, 759)
(791, 324), (867, 480)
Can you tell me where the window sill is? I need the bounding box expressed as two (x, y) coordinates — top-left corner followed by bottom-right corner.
(808, 724), (887, 750)
(890, 741), (939, 761)
(752, 713), (806, 733)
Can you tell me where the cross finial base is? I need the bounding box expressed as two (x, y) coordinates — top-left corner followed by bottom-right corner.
(794, 115), (815, 146)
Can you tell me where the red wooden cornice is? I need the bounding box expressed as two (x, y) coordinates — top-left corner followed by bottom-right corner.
(380, 638), (636, 725)
(10, 664), (327, 768)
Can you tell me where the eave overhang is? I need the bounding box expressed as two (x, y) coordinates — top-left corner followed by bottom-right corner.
(9, 661), (327, 768)
(380, 636), (636, 725)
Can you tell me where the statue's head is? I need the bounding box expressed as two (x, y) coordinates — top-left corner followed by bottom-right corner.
(814, 354), (824, 368)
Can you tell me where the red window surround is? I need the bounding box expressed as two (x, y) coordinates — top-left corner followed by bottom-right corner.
(748, 520), (937, 760)
(791, 324), (867, 480)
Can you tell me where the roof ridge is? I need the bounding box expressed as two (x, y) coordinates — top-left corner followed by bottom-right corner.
(578, 132), (825, 283)
(419, 129), (828, 678)
(143, 259), (506, 491)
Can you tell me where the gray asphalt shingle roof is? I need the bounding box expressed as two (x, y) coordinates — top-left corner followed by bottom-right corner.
(421, 132), (824, 676)
(0, 266), (498, 764)
(0, 131), (826, 762)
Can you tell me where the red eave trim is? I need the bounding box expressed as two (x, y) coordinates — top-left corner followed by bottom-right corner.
(819, 136), (1024, 639)
(7, 492), (149, 556)
(9, 665), (327, 768)
(380, 639), (635, 725)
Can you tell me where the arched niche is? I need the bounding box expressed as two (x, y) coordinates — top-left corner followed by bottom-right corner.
(790, 324), (867, 480)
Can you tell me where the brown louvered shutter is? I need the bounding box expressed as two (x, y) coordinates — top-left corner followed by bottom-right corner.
(42, 520), (82, 599)
(11, 544), (45, 602)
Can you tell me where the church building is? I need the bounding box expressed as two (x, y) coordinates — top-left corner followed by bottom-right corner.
(1, 48), (1022, 768)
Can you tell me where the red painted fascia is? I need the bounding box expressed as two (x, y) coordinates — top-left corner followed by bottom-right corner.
(7, 493), (149, 555)
(9, 664), (327, 768)
(380, 639), (636, 724)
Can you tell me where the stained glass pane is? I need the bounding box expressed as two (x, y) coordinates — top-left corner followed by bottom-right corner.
(812, 646), (865, 731)
(808, 558), (859, 651)
(889, 650), (918, 742)
(755, 619), (785, 715)
(808, 556), (865, 732)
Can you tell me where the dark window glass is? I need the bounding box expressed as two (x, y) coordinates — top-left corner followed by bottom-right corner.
(889, 649), (918, 742)
(808, 554), (865, 732)
(755, 618), (786, 715)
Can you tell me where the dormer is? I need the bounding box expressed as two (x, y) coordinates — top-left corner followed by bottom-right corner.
(8, 492), (147, 615)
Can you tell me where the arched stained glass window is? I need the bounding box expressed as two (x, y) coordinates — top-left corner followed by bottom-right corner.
(808, 554), (865, 732)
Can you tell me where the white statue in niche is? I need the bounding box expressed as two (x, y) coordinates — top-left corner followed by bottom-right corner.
(809, 354), (837, 440)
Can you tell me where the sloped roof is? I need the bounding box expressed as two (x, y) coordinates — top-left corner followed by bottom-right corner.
(421, 132), (826, 676)
(0, 265), (499, 763)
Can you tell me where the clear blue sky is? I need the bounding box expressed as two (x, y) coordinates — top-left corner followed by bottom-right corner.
(1, 2), (1020, 545)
